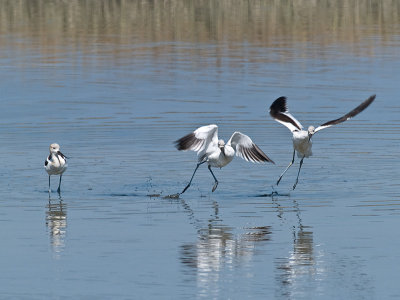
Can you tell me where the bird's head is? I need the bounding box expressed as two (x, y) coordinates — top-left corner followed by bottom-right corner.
(49, 143), (60, 154)
(307, 126), (315, 138)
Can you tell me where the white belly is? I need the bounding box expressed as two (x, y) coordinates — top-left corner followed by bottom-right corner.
(45, 157), (68, 175)
(293, 131), (312, 158)
(207, 146), (234, 168)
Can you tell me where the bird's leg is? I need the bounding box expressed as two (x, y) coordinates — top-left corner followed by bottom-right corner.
(293, 156), (305, 190)
(277, 150), (295, 185)
(57, 175), (62, 194)
(48, 176), (51, 194)
(208, 165), (219, 192)
(180, 161), (206, 194)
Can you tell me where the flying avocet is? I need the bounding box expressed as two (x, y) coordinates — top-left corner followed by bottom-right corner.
(269, 95), (376, 190)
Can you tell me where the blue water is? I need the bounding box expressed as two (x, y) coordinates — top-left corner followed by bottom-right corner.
(0, 3), (400, 299)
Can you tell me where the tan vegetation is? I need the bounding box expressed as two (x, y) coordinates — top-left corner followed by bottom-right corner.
(1, 0), (398, 57)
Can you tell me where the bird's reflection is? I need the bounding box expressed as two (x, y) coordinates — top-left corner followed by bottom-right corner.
(46, 195), (67, 258)
(273, 197), (316, 298)
(178, 198), (271, 296)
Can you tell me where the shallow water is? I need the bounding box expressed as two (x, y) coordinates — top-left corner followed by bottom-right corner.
(0, 1), (400, 299)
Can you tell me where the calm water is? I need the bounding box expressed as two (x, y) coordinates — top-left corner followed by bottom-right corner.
(0, 1), (400, 299)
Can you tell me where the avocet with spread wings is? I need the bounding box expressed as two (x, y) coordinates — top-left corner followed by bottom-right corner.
(269, 95), (376, 190)
(175, 124), (274, 194)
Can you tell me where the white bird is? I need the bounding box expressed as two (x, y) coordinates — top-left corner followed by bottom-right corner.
(175, 124), (274, 194)
(44, 143), (68, 194)
(269, 95), (376, 190)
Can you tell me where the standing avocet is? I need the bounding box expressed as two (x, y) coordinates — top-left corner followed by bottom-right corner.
(45, 143), (68, 194)
(269, 95), (376, 190)
(175, 124), (274, 194)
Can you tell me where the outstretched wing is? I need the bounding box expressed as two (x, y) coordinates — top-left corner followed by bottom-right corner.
(175, 124), (218, 154)
(227, 132), (274, 164)
(269, 96), (303, 132)
(314, 95), (376, 133)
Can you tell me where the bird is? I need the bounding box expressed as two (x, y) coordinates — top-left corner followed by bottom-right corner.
(44, 143), (68, 194)
(175, 124), (274, 194)
(269, 95), (376, 190)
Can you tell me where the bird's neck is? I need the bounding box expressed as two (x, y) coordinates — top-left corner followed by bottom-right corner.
(220, 146), (225, 156)
(221, 145), (235, 158)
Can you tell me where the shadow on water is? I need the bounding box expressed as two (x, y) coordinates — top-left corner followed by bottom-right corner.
(108, 193), (139, 197)
(254, 186), (291, 198)
(162, 184), (290, 199)
(46, 194), (67, 259)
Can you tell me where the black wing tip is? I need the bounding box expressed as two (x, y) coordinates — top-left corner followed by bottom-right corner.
(367, 94), (376, 103)
(260, 153), (275, 164)
(351, 94), (376, 116)
(353, 94), (376, 116)
(174, 132), (196, 151)
(250, 144), (275, 164)
(319, 94), (377, 128)
(269, 96), (287, 114)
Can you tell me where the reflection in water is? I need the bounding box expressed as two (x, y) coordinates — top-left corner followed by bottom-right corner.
(273, 197), (318, 299)
(179, 199), (271, 298)
(46, 196), (67, 258)
(275, 227), (315, 298)
(272, 197), (376, 299)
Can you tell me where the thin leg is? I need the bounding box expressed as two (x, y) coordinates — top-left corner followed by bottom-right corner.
(180, 161), (206, 194)
(208, 165), (219, 192)
(48, 176), (51, 194)
(277, 150), (296, 185)
(57, 175), (62, 194)
(293, 156), (305, 190)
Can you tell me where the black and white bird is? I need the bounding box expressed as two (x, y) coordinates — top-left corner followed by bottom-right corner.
(175, 124), (274, 194)
(44, 143), (68, 194)
(269, 95), (376, 190)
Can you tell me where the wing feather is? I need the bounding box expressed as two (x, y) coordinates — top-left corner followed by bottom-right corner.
(228, 132), (274, 164)
(175, 124), (218, 156)
(314, 95), (376, 133)
(269, 96), (303, 132)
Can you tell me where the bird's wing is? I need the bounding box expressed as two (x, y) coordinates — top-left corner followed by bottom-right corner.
(227, 132), (274, 164)
(57, 151), (68, 160)
(175, 124), (218, 154)
(314, 95), (376, 134)
(44, 154), (51, 166)
(269, 96), (303, 132)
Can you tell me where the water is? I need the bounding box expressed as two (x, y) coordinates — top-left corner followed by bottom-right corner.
(0, 1), (400, 299)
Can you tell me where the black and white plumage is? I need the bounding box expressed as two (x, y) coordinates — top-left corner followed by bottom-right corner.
(45, 143), (68, 194)
(175, 124), (274, 194)
(269, 95), (376, 190)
